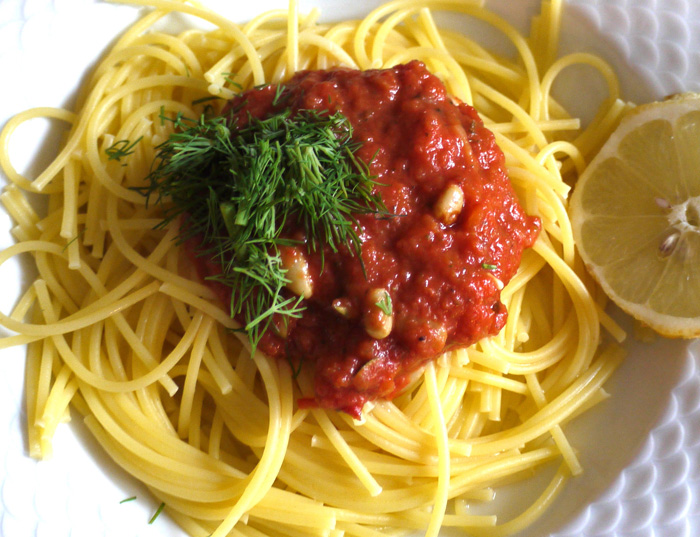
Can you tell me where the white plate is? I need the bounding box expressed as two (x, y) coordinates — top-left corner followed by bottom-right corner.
(1, 1), (700, 536)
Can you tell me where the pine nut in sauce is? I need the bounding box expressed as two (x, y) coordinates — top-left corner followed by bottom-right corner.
(434, 184), (464, 225)
(280, 246), (313, 298)
(363, 288), (393, 339)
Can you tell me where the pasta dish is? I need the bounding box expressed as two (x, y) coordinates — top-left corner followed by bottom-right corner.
(0, 0), (630, 536)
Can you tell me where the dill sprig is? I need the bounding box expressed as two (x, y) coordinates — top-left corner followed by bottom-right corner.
(106, 136), (143, 162)
(138, 106), (388, 352)
(149, 502), (166, 524)
(375, 291), (393, 316)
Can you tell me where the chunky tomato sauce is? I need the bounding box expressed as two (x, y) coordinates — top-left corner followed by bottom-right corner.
(187, 61), (539, 418)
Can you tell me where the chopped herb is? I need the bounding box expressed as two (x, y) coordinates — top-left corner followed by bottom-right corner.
(192, 95), (222, 107)
(220, 72), (242, 91)
(482, 263), (497, 271)
(120, 496), (137, 504)
(375, 291), (392, 316)
(62, 229), (85, 252)
(272, 83), (286, 107)
(288, 355), (303, 379)
(149, 502), (166, 524)
(105, 136), (143, 162)
(138, 107), (389, 353)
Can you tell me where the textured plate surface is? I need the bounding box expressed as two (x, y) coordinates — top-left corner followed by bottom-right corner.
(1, 1), (700, 536)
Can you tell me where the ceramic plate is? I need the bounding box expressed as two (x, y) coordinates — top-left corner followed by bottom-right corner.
(1, 1), (700, 536)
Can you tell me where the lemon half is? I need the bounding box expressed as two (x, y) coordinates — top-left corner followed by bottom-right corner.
(569, 93), (700, 338)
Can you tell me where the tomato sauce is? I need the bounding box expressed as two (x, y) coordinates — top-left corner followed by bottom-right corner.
(188, 61), (540, 418)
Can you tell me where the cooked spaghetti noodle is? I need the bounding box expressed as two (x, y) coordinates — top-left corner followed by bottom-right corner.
(0, 1), (629, 536)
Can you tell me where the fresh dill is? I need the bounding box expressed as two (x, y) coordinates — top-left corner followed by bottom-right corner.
(138, 106), (388, 352)
(62, 229), (85, 252)
(149, 502), (166, 524)
(375, 291), (393, 316)
(272, 83), (286, 107)
(220, 72), (242, 91)
(192, 95), (222, 107)
(120, 496), (137, 504)
(105, 136), (143, 162)
(482, 263), (497, 271)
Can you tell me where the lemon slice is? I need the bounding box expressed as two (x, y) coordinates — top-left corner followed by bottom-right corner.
(569, 93), (700, 338)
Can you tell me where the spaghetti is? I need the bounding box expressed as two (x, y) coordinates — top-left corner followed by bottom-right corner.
(0, 1), (629, 536)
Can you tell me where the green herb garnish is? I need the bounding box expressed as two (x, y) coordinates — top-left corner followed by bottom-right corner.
(62, 229), (85, 252)
(120, 496), (137, 504)
(191, 96), (222, 107)
(149, 502), (166, 524)
(139, 106), (388, 352)
(482, 263), (497, 271)
(105, 136), (143, 162)
(375, 291), (392, 316)
(220, 72), (242, 90)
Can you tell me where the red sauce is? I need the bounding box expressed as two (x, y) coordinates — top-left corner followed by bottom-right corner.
(187, 61), (540, 418)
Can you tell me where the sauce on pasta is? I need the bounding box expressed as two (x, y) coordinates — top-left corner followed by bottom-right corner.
(0, 1), (630, 536)
(185, 61), (540, 417)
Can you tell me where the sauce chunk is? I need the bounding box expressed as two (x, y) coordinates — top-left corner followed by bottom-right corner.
(190, 61), (540, 417)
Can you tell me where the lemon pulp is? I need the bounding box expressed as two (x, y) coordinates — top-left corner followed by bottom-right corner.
(570, 95), (700, 337)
